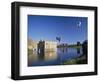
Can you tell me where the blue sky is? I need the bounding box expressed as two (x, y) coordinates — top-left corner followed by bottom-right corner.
(28, 15), (87, 44)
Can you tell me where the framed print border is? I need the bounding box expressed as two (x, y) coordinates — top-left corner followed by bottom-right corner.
(11, 1), (98, 80)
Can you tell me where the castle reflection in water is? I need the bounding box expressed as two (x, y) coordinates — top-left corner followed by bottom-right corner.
(28, 39), (82, 66)
(28, 39), (58, 66)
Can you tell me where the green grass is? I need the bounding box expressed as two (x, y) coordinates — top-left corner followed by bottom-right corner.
(57, 45), (81, 49)
(63, 55), (87, 65)
(68, 45), (81, 49)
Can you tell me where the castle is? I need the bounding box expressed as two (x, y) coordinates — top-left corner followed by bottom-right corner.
(28, 39), (57, 54)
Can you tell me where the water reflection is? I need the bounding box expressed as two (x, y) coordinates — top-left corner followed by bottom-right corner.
(61, 47), (68, 53)
(38, 51), (57, 61)
(45, 51), (57, 61)
(28, 51), (38, 66)
(77, 48), (80, 54)
(28, 47), (82, 66)
(28, 51), (57, 66)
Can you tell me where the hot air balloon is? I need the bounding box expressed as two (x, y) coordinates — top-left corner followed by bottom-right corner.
(77, 21), (81, 28)
(56, 37), (61, 43)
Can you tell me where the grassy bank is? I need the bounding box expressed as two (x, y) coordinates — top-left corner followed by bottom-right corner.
(63, 55), (87, 65)
(58, 45), (82, 49)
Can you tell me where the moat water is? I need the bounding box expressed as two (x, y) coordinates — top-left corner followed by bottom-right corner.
(28, 47), (83, 66)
